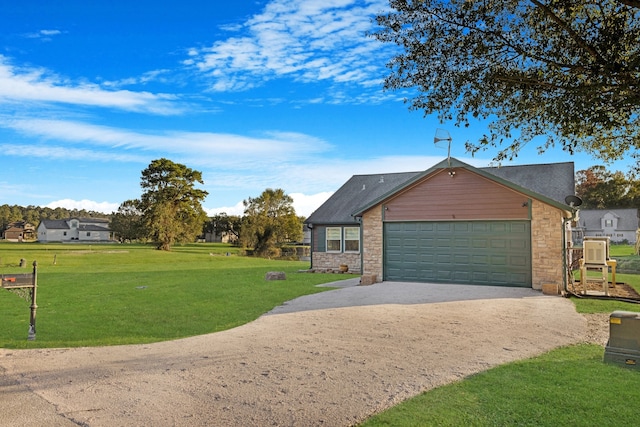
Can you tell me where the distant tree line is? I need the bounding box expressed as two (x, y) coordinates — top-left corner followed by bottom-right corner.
(0, 204), (109, 231)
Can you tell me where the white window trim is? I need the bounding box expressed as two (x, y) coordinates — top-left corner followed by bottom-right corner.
(326, 227), (342, 252)
(344, 226), (360, 253)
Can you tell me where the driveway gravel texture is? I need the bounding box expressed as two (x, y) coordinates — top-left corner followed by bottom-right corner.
(0, 280), (602, 427)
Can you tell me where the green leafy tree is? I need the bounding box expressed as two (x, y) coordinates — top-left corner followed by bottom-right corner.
(0, 205), (12, 230)
(110, 199), (146, 243)
(576, 166), (640, 208)
(240, 188), (302, 257)
(374, 1), (640, 162)
(138, 158), (209, 251)
(203, 213), (241, 243)
(24, 207), (41, 225)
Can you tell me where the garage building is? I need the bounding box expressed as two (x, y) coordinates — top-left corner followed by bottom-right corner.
(305, 158), (575, 290)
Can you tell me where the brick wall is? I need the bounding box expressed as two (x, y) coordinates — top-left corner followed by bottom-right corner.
(312, 252), (361, 273)
(361, 206), (383, 282)
(531, 200), (566, 290)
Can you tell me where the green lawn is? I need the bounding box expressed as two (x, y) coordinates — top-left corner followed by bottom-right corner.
(362, 245), (640, 426)
(361, 345), (640, 427)
(0, 242), (351, 348)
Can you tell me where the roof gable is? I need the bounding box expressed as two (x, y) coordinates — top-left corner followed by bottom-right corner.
(353, 158), (574, 217)
(306, 158), (575, 224)
(578, 208), (639, 230)
(382, 167), (535, 221)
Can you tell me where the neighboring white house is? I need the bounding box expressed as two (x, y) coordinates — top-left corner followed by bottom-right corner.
(37, 217), (111, 243)
(574, 208), (639, 244)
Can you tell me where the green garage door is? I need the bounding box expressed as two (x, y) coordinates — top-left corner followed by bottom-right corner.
(384, 221), (531, 287)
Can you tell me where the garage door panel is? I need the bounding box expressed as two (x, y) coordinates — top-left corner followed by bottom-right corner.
(510, 255), (528, 267)
(510, 222), (528, 233)
(453, 254), (470, 264)
(472, 222), (490, 232)
(387, 223), (403, 232)
(402, 223), (419, 232)
(384, 221), (531, 287)
(471, 271), (490, 283)
(453, 238), (470, 247)
(419, 223), (435, 232)
(510, 240), (528, 250)
(472, 239), (488, 249)
(472, 254), (489, 264)
(490, 239), (508, 249)
(435, 237), (452, 247)
(419, 253), (435, 263)
(453, 222), (470, 232)
(418, 269), (436, 281)
(436, 223), (452, 232)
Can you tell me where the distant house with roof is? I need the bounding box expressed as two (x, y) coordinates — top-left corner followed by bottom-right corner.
(305, 158), (576, 290)
(573, 208), (639, 244)
(37, 217), (112, 243)
(3, 221), (36, 241)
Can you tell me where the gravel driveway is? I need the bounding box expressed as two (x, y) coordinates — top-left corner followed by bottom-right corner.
(1, 281), (590, 426)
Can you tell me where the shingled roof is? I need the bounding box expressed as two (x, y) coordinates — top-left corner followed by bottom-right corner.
(480, 161), (575, 207)
(39, 218), (110, 231)
(306, 171), (420, 225)
(578, 208), (640, 231)
(306, 158), (575, 225)
(40, 219), (71, 230)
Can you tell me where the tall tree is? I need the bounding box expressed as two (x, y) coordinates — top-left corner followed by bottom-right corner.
(110, 199), (146, 243)
(374, 1), (640, 162)
(240, 188), (302, 257)
(138, 158), (208, 251)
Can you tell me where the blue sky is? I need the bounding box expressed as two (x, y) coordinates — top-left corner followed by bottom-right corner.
(0, 0), (631, 217)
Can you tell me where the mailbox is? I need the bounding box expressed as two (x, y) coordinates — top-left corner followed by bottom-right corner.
(604, 311), (640, 369)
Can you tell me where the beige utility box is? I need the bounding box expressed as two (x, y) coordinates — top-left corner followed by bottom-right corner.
(604, 311), (640, 369)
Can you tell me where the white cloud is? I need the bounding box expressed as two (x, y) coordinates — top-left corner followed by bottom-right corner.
(101, 69), (173, 88)
(45, 199), (119, 214)
(289, 191), (334, 217)
(204, 201), (245, 216)
(39, 30), (62, 36)
(0, 143), (146, 163)
(0, 56), (181, 114)
(205, 191), (333, 218)
(25, 29), (63, 40)
(189, 0), (391, 93)
(1, 118), (332, 166)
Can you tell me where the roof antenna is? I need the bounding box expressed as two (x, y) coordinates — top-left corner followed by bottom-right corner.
(434, 129), (454, 176)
